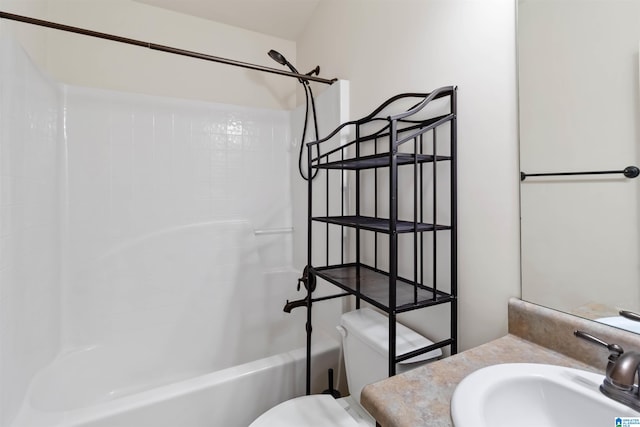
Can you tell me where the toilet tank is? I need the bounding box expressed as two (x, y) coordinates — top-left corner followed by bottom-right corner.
(338, 308), (442, 402)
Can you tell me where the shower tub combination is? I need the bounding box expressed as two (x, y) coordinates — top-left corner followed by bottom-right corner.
(12, 222), (340, 427)
(2, 37), (346, 427)
(16, 305), (339, 427)
(14, 313), (338, 427)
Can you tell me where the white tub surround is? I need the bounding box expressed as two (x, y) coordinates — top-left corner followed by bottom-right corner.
(1, 37), (348, 427)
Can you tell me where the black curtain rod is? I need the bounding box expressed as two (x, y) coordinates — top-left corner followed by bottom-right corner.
(520, 165), (640, 181)
(0, 11), (337, 85)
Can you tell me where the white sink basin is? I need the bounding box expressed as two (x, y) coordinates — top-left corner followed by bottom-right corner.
(597, 316), (640, 334)
(451, 363), (640, 427)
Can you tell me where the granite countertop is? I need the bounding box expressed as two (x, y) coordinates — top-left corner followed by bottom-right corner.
(360, 298), (640, 427)
(360, 334), (599, 427)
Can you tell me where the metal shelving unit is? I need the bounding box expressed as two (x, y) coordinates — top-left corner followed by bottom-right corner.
(303, 86), (457, 394)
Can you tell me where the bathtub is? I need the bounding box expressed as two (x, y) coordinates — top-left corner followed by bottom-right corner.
(12, 335), (340, 427)
(11, 221), (343, 427)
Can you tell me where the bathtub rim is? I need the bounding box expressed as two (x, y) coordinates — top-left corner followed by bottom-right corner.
(11, 333), (339, 427)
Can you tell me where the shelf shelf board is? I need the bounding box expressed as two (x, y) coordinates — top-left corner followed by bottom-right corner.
(312, 153), (451, 171)
(313, 263), (453, 312)
(312, 215), (451, 234)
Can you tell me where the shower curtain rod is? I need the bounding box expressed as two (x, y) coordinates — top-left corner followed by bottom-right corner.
(0, 11), (337, 85)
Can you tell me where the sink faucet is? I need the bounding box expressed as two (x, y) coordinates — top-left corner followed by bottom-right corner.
(574, 330), (640, 411)
(620, 310), (640, 322)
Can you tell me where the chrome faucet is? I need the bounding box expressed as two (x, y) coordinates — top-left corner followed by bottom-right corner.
(620, 310), (640, 322)
(574, 330), (640, 411)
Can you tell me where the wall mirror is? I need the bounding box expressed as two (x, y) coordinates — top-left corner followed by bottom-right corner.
(518, 0), (640, 331)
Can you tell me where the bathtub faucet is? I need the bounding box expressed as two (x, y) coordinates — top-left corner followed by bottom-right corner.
(297, 265), (316, 292)
(283, 297), (308, 313)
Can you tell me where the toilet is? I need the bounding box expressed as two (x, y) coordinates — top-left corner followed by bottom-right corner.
(249, 308), (442, 427)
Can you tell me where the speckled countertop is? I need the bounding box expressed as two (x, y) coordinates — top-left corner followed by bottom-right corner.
(360, 298), (640, 427)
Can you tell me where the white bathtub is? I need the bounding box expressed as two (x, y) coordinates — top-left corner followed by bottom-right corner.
(12, 335), (339, 427)
(11, 221), (343, 427)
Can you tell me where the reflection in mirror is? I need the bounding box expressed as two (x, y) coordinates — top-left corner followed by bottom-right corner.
(518, 0), (640, 330)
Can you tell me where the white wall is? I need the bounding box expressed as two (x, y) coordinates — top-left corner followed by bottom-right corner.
(0, 39), (61, 427)
(298, 0), (521, 351)
(519, 0), (640, 315)
(0, 0), (298, 109)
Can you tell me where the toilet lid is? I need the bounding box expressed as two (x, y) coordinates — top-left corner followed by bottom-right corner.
(249, 395), (360, 427)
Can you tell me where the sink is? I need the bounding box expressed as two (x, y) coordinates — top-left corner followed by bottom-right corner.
(451, 363), (640, 427)
(596, 316), (640, 334)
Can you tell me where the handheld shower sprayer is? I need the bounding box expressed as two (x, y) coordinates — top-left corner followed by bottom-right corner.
(268, 49), (305, 83)
(268, 50), (320, 82)
(267, 49), (321, 181)
(267, 49), (287, 65)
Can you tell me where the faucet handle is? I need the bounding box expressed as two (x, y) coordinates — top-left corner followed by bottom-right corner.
(574, 330), (624, 359)
(620, 310), (640, 322)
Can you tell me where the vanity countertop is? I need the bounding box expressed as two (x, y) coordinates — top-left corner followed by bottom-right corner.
(360, 333), (597, 427)
(360, 298), (640, 427)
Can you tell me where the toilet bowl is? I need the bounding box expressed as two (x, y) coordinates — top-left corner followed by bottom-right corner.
(249, 394), (366, 427)
(249, 308), (442, 427)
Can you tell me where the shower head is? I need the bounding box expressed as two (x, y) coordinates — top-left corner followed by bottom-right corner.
(267, 49), (321, 86)
(268, 49), (288, 66)
(268, 49), (305, 83)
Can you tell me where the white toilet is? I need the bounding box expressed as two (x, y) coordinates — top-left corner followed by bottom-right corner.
(249, 308), (442, 427)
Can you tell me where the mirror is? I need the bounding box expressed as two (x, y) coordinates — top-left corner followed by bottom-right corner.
(518, 0), (640, 326)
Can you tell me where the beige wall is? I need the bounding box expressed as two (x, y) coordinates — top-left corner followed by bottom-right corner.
(298, 0), (521, 351)
(0, 0), (298, 109)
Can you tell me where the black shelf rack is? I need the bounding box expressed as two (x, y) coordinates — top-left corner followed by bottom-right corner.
(314, 263), (454, 313)
(302, 86), (457, 393)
